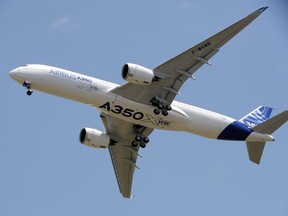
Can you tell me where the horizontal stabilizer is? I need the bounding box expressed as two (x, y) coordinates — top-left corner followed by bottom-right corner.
(252, 111), (288, 134)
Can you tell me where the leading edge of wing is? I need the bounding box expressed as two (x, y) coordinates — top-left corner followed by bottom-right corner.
(110, 7), (268, 106)
(153, 7), (268, 75)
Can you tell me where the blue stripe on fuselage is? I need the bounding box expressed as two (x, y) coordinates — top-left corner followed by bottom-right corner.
(217, 121), (252, 141)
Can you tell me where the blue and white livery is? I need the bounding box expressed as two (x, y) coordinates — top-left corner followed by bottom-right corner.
(240, 106), (273, 128)
(9, 7), (288, 198)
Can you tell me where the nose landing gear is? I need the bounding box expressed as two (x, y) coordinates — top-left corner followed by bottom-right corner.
(27, 89), (33, 96)
(23, 80), (33, 96)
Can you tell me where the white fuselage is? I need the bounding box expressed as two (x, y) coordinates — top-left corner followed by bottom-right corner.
(9, 64), (273, 142)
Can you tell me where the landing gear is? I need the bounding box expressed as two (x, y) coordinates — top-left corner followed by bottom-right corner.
(131, 125), (150, 148)
(157, 103), (164, 110)
(165, 105), (172, 111)
(162, 110), (168, 116)
(27, 89), (33, 96)
(151, 96), (172, 116)
(135, 135), (142, 142)
(153, 109), (160, 115)
(132, 141), (138, 147)
(23, 80), (33, 96)
(132, 135), (149, 148)
(143, 137), (149, 143)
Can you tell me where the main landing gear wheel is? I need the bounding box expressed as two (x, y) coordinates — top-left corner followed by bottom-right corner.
(132, 125), (150, 148)
(132, 141), (138, 147)
(162, 110), (168, 116)
(135, 135), (142, 142)
(157, 103), (164, 110)
(153, 109), (160, 115)
(151, 98), (172, 116)
(143, 137), (149, 143)
(165, 105), (172, 111)
(139, 136), (149, 148)
(131, 135), (150, 148)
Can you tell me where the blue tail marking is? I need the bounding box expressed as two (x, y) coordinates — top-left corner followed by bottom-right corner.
(239, 106), (273, 128)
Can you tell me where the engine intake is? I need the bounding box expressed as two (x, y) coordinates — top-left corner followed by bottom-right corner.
(79, 128), (110, 148)
(122, 63), (154, 85)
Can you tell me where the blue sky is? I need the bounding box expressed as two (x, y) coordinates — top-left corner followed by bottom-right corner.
(1, 1), (288, 215)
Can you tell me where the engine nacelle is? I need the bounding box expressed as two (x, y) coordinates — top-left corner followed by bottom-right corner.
(79, 128), (110, 148)
(122, 63), (154, 85)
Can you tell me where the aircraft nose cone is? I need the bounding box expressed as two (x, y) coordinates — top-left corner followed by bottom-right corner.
(9, 68), (18, 79)
(9, 67), (23, 84)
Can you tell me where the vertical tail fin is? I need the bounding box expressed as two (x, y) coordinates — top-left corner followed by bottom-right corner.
(241, 106), (272, 164)
(239, 105), (273, 128)
(246, 141), (266, 164)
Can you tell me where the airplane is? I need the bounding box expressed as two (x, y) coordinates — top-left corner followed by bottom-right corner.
(9, 7), (288, 198)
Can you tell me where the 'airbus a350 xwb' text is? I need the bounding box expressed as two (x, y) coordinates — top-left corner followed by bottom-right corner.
(9, 7), (288, 198)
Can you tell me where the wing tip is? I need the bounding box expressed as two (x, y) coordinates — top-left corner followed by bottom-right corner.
(257, 6), (268, 13)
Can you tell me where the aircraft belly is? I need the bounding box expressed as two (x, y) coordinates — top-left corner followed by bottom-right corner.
(97, 95), (188, 131)
(98, 95), (235, 137)
(174, 103), (234, 139)
(190, 117), (232, 139)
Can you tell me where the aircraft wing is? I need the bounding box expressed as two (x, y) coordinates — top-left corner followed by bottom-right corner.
(111, 7), (267, 105)
(100, 112), (153, 198)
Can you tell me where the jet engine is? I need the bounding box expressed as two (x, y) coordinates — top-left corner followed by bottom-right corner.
(79, 128), (110, 148)
(122, 63), (154, 85)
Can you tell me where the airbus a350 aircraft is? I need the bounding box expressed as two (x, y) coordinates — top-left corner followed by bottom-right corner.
(9, 7), (288, 198)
